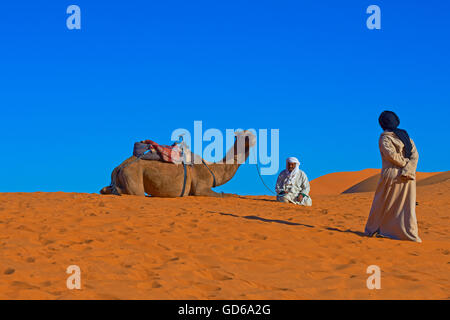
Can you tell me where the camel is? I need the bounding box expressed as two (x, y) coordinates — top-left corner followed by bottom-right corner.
(100, 131), (256, 197)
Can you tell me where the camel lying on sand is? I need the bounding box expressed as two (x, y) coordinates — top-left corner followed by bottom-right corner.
(100, 131), (256, 197)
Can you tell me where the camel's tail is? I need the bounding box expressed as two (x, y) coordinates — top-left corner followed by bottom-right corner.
(100, 164), (124, 195)
(100, 185), (123, 195)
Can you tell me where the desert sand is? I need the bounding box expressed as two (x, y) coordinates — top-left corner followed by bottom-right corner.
(0, 170), (449, 300)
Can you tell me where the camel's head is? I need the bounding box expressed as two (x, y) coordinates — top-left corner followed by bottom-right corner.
(234, 130), (257, 148)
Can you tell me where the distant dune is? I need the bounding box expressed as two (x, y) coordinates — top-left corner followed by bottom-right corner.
(417, 171), (450, 187)
(0, 169), (448, 299)
(311, 169), (445, 196)
(342, 171), (443, 194)
(310, 169), (379, 196)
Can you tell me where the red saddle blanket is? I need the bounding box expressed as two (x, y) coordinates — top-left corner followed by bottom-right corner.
(140, 139), (183, 164)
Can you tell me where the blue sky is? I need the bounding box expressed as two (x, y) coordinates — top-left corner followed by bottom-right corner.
(0, 0), (449, 195)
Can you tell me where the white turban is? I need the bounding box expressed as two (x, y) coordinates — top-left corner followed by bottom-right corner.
(285, 157), (300, 185)
(286, 157), (300, 165)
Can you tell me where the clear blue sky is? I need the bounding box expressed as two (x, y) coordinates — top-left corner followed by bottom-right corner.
(0, 1), (449, 195)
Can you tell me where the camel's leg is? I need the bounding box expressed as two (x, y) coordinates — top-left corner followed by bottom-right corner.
(117, 166), (146, 196)
(193, 188), (224, 197)
(192, 189), (238, 198)
(220, 192), (239, 198)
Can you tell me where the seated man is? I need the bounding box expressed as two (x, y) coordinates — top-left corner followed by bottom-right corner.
(275, 157), (312, 206)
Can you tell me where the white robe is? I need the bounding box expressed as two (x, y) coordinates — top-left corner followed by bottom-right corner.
(276, 169), (312, 206)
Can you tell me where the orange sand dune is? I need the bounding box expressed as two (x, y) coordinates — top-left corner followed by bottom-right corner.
(310, 169), (380, 196)
(0, 180), (449, 299)
(417, 171), (450, 187)
(343, 171), (444, 194)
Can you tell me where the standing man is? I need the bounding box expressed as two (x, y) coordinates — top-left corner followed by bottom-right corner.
(364, 111), (421, 242)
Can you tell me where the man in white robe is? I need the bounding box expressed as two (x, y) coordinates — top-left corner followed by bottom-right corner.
(275, 157), (312, 206)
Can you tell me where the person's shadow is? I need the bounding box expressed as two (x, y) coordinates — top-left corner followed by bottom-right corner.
(208, 211), (367, 237)
(209, 211), (312, 228)
(325, 227), (366, 237)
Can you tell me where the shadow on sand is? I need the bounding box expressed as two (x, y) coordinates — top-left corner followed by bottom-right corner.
(208, 211), (314, 228)
(238, 196), (277, 203)
(325, 227), (366, 237)
(208, 211), (368, 238)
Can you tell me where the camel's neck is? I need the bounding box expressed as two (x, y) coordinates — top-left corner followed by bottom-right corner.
(209, 140), (252, 187)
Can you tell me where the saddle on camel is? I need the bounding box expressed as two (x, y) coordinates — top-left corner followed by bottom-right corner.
(133, 140), (184, 164)
(99, 131), (256, 198)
